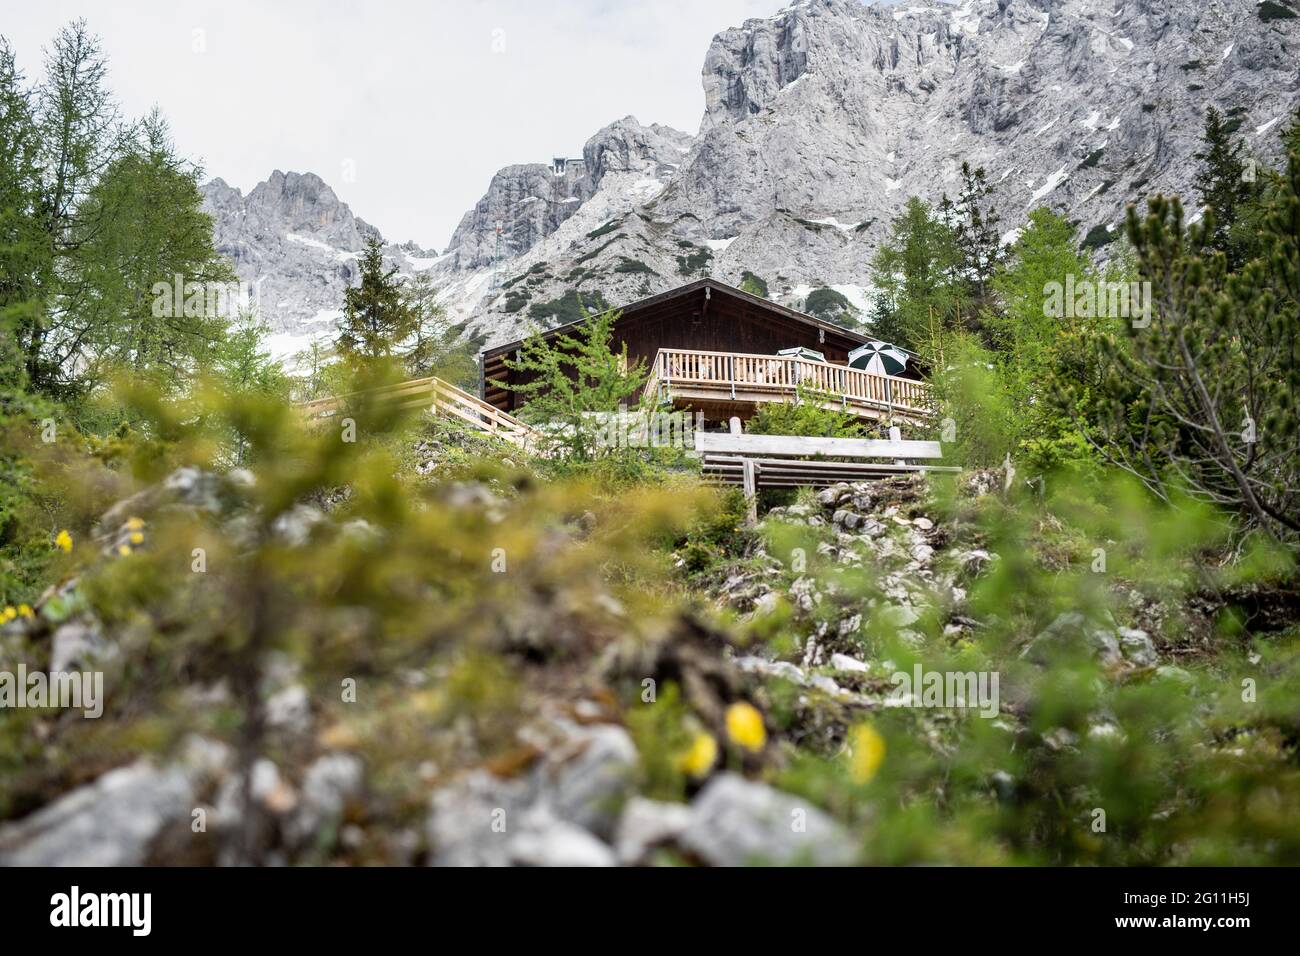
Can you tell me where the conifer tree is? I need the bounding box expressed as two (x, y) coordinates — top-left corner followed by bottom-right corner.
(499, 306), (645, 460)
(399, 269), (477, 386)
(210, 310), (287, 464)
(30, 21), (123, 393)
(336, 235), (416, 364)
(939, 161), (1003, 310)
(1080, 145), (1299, 539)
(71, 109), (233, 391)
(870, 197), (966, 352)
(0, 39), (48, 397)
(1194, 106), (1255, 267)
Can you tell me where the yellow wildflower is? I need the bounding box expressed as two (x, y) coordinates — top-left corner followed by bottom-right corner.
(18, 604), (34, 619)
(129, 531), (144, 544)
(117, 544), (132, 557)
(125, 516), (145, 531)
(678, 733), (718, 778)
(1, 606), (15, 622)
(848, 723), (886, 784)
(54, 530), (73, 553)
(725, 701), (767, 752)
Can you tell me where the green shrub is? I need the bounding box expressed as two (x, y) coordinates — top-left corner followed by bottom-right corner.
(675, 243), (712, 276)
(747, 384), (864, 438)
(614, 258), (656, 276)
(527, 289), (609, 325)
(803, 287), (857, 325)
(739, 271), (769, 298)
(586, 220), (622, 240)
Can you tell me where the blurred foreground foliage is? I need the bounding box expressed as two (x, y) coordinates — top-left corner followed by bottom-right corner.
(1, 369), (1297, 865)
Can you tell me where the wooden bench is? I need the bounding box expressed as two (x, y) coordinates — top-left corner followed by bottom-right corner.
(696, 423), (959, 522)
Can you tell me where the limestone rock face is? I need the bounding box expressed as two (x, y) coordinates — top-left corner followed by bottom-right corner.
(200, 172), (437, 355)
(439, 0), (1300, 348)
(441, 116), (693, 273)
(202, 0), (1300, 356)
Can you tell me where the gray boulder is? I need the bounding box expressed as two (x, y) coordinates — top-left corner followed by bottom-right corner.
(1020, 611), (1122, 667)
(427, 718), (637, 866)
(614, 797), (692, 865)
(0, 761), (193, 866)
(679, 773), (857, 867)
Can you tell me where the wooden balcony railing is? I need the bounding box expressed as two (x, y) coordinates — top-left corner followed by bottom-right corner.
(643, 348), (934, 422)
(298, 374), (536, 448)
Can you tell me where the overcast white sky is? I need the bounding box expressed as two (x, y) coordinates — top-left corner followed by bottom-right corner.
(2, 0), (814, 248)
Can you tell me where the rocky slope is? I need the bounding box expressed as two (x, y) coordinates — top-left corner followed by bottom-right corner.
(202, 0), (1300, 356)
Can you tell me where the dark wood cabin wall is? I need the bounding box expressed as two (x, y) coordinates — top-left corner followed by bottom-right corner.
(481, 290), (893, 413)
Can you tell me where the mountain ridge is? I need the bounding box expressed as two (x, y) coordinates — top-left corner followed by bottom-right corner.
(201, 0), (1300, 358)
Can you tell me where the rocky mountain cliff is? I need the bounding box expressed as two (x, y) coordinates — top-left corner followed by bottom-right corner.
(202, 0), (1300, 358)
(200, 171), (441, 356)
(443, 116), (694, 272)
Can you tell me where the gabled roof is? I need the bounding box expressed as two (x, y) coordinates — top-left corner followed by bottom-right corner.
(481, 277), (891, 359)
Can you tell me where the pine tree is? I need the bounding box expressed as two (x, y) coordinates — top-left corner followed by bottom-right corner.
(30, 21), (124, 393)
(70, 109), (234, 391)
(291, 335), (338, 403)
(1194, 106), (1254, 266)
(214, 310), (286, 399)
(939, 161), (1003, 310)
(987, 209), (1109, 468)
(211, 310), (287, 464)
(336, 235), (416, 364)
(1083, 144), (1300, 540)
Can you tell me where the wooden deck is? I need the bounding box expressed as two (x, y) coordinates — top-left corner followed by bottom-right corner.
(642, 348), (933, 425)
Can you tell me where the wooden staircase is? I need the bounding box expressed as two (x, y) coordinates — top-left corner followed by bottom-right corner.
(297, 375), (536, 449)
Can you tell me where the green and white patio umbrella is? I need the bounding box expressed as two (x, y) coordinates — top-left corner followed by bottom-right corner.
(847, 341), (909, 376)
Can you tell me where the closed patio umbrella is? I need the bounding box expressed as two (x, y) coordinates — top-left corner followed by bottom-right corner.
(777, 346), (827, 362)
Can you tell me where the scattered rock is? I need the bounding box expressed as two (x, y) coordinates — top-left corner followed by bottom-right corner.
(96, 466), (235, 537)
(833, 509), (862, 530)
(1118, 627), (1158, 667)
(49, 621), (118, 674)
(678, 774), (857, 866)
(830, 653), (869, 673)
(542, 721), (637, 839)
(1020, 612), (1122, 667)
(0, 761), (194, 866)
(509, 808), (616, 866)
(426, 718), (635, 865)
(614, 797), (692, 865)
(272, 503), (326, 547)
(427, 769), (530, 867)
(265, 684), (312, 736)
(287, 754), (365, 849)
